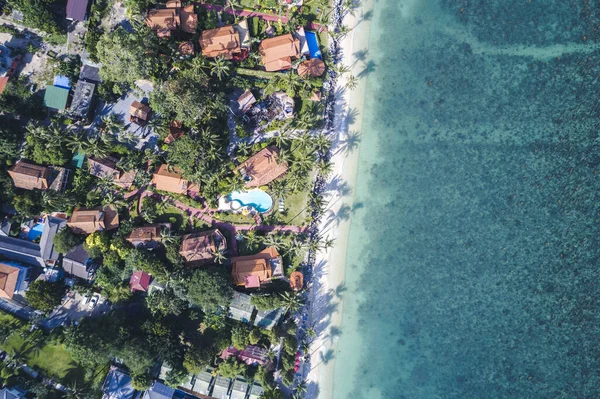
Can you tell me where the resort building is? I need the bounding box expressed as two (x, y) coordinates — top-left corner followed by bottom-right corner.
(69, 80), (95, 119)
(66, 0), (90, 21)
(88, 156), (137, 189)
(248, 384), (265, 399)
(8, 161), (69, 192)
(8, 161), (51, 190)
(62, 244), (94, 281)
(227, 291), (255, 324)
(142, 382), (174, 399)
(234, 146), (288, 188)
(179, 229), (226, 266)
(102, 367), (135, 399)
(231, 247), (282, 288)
(230, 378), (249, 399)
(192, 369), (214, 396)
(237, 90), (256, 114)
(0, 261), (29, 299)
(44, 77), (70, 111)
(126, 224), (170, 247)
(130, 101), (151, 125)
(130, 270), (151, 293)
(145, 3), (196, 37)
(211, 376), (231, 399)
(0, 215), (66, 267)
(152, 164), (199, 195)
(199, 26), (241, 59)
(221, 345), (270, 367)
(165, 121), (184, 144)
(258, 34), (300, 72)
(67, 206), (119, 234)
(0, 386), (27, 399)
(254, 307), (283, 330)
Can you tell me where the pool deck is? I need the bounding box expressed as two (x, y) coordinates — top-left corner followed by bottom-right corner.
(137, 190), (306, 256)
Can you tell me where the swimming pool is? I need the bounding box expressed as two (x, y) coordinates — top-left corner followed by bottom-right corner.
(27, 223), (44, 241)
(228, 189), (273, 213)
(305, 31), (322, 60)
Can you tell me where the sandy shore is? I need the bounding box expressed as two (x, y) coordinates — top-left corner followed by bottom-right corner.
(305, 1), (374, 398)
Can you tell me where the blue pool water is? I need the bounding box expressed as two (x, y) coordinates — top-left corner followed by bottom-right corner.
(228, 189), (273, 213)
(305, 31), (322, 60)
(27, 223), (44, 241)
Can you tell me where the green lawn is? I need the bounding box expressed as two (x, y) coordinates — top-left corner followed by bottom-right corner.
(156, 206), (187, 231)
(212, 211), (256, 225)
(0, 315), (86, 386)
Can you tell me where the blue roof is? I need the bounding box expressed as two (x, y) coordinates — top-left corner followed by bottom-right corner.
(53, 75), (71, 89)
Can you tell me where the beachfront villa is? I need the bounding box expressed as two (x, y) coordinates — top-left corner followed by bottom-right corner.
(234, 146), (288, 188)
(231, 247), (283, 288)
(8, 160), (69, 191)
(179, 229), (226, 266)
(258, 34), (301, 72)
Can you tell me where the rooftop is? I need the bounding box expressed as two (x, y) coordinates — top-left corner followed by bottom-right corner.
(70, 80), (95, 119)
(8, 161), (50, 190)
(258, 34), (300, 72)
(152, 164), (198, 194)
(68, 206), (119, 234)
(44, 85), (70, 110)
(66, 0), (89, 21)
(234, 146), (288, 187)
(199, 26), (241, 59)
(179, 229), (226, 265)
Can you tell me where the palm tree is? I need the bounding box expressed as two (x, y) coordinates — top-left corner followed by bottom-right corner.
(317, 159), (334, 177)
(243, 231), (260, 248)
(160, 228), (180, 246)
(345, 74), (359, 91)
(310, 193), (328, 214)
(210, 57), (231, 80)
(306, 326), (317, 341)
(311, 133), (331, 155)
(270, 179), (289, 200)
(277, 149), (292, 166)
(236, 142), (252, 157)
(274, 132), (291, 149)
(66, 382), (90, 399)
(263, 234), (285, 250)
(210, 249), (227, 265)
(280, 291), (305, 314)
(102, 191), (126, 209)
(66, 132), (88, 155)
(86, 136), (109, 158)
(100, 114), (123, 135)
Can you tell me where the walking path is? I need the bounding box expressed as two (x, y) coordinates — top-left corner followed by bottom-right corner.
(198, 3), (326, 31)
(135, 190), (306, 256)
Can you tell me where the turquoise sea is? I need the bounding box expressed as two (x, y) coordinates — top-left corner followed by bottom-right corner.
(332, 1), (600, 398)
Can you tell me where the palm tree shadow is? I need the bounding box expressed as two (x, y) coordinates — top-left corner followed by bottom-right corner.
(357, 60), (377, 79)
(319, 349), (335, 365)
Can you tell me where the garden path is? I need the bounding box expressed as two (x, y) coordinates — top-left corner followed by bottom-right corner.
(135, 190), (307, 256)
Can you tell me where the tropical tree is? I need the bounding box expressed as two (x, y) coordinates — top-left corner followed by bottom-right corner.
(345, 74), (359, 90)
(210, 56), (231, 80)
(280, 291), (305, 314)
(210, 249), (227, 265)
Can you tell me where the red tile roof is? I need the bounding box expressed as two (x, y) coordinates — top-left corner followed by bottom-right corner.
(130, 270), (151, 292)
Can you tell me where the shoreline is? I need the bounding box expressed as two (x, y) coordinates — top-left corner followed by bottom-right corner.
(305, 0), (374, 397)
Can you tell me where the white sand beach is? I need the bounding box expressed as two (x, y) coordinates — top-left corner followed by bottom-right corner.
(305, 1), (374, 397)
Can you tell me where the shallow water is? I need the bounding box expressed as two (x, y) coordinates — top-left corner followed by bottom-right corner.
(333, 1), (600, 398)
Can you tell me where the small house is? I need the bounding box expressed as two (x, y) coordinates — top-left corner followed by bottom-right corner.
(227, 291), (255, 324)
(102, 367), (135, 399)
(230, 378), (249, 399)
(70, 80), (95, 119)
(254, 307), (283, 330)
(231, 247), (282, 288)
(248, 384), (265, 399)
(62, 244), (94, 281)
(0, 261), (29, 299)
(67, 206), (119, 234)
(179, 229), (226, 266)
(237, 90), (256, 114)
(130, 101), (151, 125)
(152, 164), (198, 195)
(192, 369), (214, 396)
(211, 376), (231, 399)
(44, 85), (70, 111)
(8, 161), (51, 190)
(297, 58), (326, 78)
(88, 156), (137, 189)
(66, 0), (90, 21)
(126, 224), (170, 247)
(130, 270), (151, 293)
(142, 382), (174, 399)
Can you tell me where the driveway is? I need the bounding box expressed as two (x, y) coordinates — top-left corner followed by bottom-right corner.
(41, 291), (111, 329)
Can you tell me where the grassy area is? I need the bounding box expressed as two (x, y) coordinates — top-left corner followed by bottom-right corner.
(156, 206), (187, 231)
(212, 211), (256, 225)
(269, 190), (309, 226)
(236, 68), (285, 80)
(0, 313), (86, 386)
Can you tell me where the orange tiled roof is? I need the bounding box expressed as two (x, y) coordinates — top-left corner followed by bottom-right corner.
(67, 206), (119, 234)
(234, 146), (288, 187)
(145, 8), (180, 35)
(200, 26), (241, 59)
(179, 5), (197, 34)
(0, 263), (20, 299)
(152, 164), (198, 194)
(258, 34), (300, 72)
(179, 229), (226, 265)
(126, 225), (162, 243)
(231, 247), (280, 286)
(297, 58), (326, 77)
(8, 160), (50, 190)
(130, 101), (151, 120)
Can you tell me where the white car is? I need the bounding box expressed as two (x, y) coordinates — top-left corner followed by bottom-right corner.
(89, 295), (99, 308)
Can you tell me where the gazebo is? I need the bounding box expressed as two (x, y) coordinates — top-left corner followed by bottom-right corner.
(297, 58), (326, 78)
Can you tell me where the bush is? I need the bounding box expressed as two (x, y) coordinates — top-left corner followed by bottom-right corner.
(53, 226), (83, 254)
(25, 280), (66, 313)
(231, 325), (250, 349)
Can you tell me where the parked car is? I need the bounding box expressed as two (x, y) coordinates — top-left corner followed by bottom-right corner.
(89, 295), (99, 308)
(83, 293), (91, 304)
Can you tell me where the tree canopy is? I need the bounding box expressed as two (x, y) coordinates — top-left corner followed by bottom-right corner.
(25, 280), (66, 313)
(186, 269), (232, 312)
